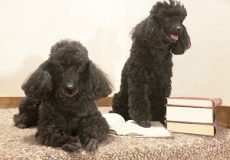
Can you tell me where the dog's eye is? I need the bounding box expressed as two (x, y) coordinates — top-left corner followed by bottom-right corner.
(165, 18), (170, 22)
(78, 66), (83, 71)
(60, 65), (64, 70)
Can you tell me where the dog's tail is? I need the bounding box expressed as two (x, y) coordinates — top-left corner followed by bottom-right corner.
(110, 93), (131, 121)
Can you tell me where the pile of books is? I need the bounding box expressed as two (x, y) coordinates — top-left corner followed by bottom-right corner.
(166, 97), (222, 136)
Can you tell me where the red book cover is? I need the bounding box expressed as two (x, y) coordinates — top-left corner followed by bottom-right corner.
(166, 97), (222, 108)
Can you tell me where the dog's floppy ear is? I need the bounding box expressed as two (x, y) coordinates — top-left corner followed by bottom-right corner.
(22, 61), (53, 100)
(84, 60), (113, 100)
(171, 26), (191, 55)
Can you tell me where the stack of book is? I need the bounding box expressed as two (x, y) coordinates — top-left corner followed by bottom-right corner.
(166, 97), (222, 136)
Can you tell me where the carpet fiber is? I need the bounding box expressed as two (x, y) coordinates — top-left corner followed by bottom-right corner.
(1, 107), (230, 160)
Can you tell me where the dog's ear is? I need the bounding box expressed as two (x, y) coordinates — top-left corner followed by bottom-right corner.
(171, 26), (191, 55)
(83, 60), (113, 100)
(22, 61), (53, 100)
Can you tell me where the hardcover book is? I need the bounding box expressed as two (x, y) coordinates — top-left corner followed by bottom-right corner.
(166, 106), (215, 123)
(102, 113), (172, 137)
(166, 97), (222, 108)
(166, 121), (217, 136)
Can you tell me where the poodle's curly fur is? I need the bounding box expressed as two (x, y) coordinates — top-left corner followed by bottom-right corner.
(111, 0), (191, 128)
(14, 40), (112, 152)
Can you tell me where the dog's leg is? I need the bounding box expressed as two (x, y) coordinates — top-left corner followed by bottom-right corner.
(111, 93), (130, 121)
(35, 129), (82, 152)
(78, 110), (109, 151)
(150, 96), (167, 125)
(35, 104), (82, 152)
(13, 97), (40, 128)
(111, 69), (131, 121)
(128, 78), (152, 128)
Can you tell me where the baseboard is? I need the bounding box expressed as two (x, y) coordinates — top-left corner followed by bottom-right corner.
(0, 97), (112, 109)
(1, 97), (230, 128)
(214, 106), (230, 129)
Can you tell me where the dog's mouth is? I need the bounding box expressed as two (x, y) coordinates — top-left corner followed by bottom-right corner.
(170, 34), (179, 41)
(61, 87), (79, 98)
(162, 30), (179, 42)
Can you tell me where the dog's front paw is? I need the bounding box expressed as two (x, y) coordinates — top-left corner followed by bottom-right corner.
(138, 120), (151, 128)
(16, 123), (28, 128)
(62, 141), (82, 152)
(13, 114), (29, 128)
(84, 138), (98, 152)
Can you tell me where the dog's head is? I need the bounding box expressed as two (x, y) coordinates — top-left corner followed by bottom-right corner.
(150, 0), (187, 42)
(150, 0), (191, 54)
(48, 40), (88, 98)
(48, 40), (112, 99)
(131, 0), (191, 55)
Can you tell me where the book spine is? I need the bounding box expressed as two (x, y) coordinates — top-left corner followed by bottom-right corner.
(211, 98), (222, 107)
(166, 104), (214, 108)
(166, 121), (217, 125)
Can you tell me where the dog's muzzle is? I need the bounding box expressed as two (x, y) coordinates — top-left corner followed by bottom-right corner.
(170, 25), (183, 41)
(62, 83), (79, 97)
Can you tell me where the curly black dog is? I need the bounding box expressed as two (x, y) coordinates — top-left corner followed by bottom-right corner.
(14, 40), (112, 152)
(111, 0), (191, 127)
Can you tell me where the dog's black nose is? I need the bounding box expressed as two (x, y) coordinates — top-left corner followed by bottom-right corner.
(176, 26), (183, 33)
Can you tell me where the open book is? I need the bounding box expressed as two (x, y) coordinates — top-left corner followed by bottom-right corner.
(102, 113), (172, 137)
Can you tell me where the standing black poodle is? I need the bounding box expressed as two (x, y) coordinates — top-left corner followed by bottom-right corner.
(14, 40), (112, 152)
(111, 0), (191, 127)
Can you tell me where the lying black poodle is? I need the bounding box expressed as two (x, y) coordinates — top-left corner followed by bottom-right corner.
(111, 0), (191, 127)
(14, 40), (112, 152)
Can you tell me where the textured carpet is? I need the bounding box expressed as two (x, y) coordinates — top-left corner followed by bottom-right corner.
(1, 107), (230, 160)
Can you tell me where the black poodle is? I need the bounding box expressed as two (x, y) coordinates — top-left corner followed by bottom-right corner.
(14, 40), (112, 152)
(111, 0), (191, 127)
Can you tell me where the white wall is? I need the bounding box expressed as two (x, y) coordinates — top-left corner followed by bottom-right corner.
(0, 0), (230, 105)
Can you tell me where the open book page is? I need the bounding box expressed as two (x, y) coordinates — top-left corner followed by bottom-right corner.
(102, 113), (126, 135)
(123, 120), (172, 137)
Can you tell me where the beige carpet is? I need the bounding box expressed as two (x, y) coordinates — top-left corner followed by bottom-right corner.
(1, 107), (230, 160)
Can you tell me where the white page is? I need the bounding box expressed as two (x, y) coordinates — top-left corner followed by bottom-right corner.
(102, 113), (126, 135)
(123, 120), (171, 137)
